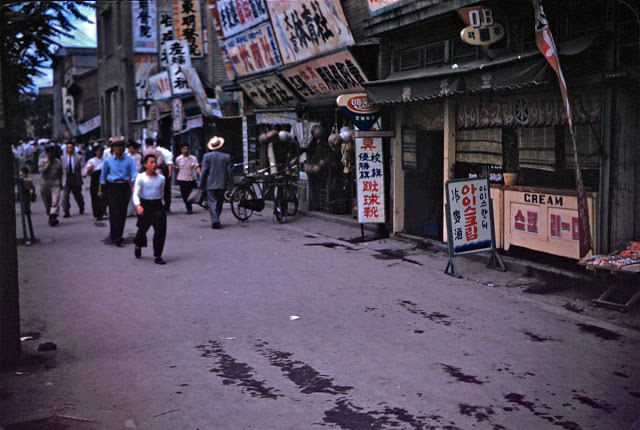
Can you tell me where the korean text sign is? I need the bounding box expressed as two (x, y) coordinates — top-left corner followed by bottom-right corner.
(356, 137), (385, 224)
(446, 178), (494, 254)
(132, 0), (158, 53)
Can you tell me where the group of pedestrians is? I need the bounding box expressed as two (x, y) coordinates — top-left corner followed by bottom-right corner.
(18, 135), (231, 265)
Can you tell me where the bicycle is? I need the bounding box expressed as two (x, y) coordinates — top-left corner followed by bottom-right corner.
(229, 163), (299, 223)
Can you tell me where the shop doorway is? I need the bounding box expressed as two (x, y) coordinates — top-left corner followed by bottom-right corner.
(404, 131), (444, 238)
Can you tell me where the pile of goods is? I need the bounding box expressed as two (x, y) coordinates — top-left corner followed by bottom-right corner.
(580, 241), (640, 269)
(328, 126), (355, 173)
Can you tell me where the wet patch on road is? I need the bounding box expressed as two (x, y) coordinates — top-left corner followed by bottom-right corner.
(575, 323), (620, 341)
(322, 398), (449, 429)
(398, 301), (452, 326)
(0, 388), (13, 401)
(524, 331), (559, 342)
(304, 242), (356, 251)
(373, 249), (422, 266)
(458, 403), (495, 423)
(629, 392), (640, 398)
(504, 393), (582, 429)
(613, 371), (628, 378)
(572, 395), (615, 413)
(440, 364), (486, 385)
(196, 341), (281, 399)
(254, 341), (352, 395)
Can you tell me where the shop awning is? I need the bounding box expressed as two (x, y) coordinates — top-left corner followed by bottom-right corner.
(364, 51), (550, 104)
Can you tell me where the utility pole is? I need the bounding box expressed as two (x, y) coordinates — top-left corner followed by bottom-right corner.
(0, 17), (22, 368)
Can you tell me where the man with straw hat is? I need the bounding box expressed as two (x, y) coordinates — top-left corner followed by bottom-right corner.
(99, 136), (138, 246)
(199, 136), (230, 229)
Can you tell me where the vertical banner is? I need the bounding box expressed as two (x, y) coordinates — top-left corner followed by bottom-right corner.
(183, 66), (216, 117)
(157, 7), (174, 67)
(132, 0), (158, 53)
(172, 0), (204, 58)
(148, 71), (172, 100)
(134, 55), (157, 100)
(165, 40), (192, 97)
(356, 136), (385, 224)
(172, 98), (184, 132)
(532, 0), (591, 257)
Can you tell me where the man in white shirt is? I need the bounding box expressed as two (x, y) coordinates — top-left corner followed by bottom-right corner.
(133, 153), (167, 265)
(156, 144), (173, 212)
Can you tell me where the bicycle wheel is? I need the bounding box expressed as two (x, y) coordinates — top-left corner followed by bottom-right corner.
(273, 185), (287, 224)
(231, 185), (257, 221)
(284, 184), (299, 216)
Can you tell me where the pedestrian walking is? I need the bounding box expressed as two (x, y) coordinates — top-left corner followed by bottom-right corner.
(133, 153), (167, 265)
(199, 136), (230, 229)
(126, 140), (142, 217)
(99, 136), (137, 247)
(17, 167), (36, 215)
(175, 143), (201, 214)
(83, 144), (107, 220)
(61, 142), (85, 217)
(38, 144), (63, 226)
(157, 144), (174, 213)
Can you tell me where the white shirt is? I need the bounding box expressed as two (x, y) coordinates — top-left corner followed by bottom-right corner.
(132, 172), (165, 205)
(157, 146), (173, 165)
(83, 156), (104, 176)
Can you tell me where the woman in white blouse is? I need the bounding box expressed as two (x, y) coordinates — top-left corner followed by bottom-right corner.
(83, 145), (107, 220)
(133, 153), (167, 265)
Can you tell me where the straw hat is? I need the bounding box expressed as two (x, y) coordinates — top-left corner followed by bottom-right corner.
(207, 136), (225, 151)
(109, 136), (126, 146)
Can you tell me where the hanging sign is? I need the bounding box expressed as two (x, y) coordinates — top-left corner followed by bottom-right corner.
(457, 6), (504, 49)
(268, 0), (354, 65)
(444, 177), (505, 276)
(166, 40), (192, 97)
(186, 115), (203, 130)
(149, 71), (172, 100)
(367, 0), (406, 16)
(222, 22), (282, 77)
(172, 98), (184, 131)
(134, 55), (157, 100)
(172, 0), (204, 58)
(239, 74), (299, 109)
(132, 0), (158, 53)
(215, 0), (269, 38)
(281, 49), (367, 101)
(337, 93), (381, 131)
(77, 115), (101, 135)
(355, 136), (385, 224)
(183, 66), (216, 117)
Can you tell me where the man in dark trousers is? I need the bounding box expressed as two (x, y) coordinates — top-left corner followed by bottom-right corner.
(61, 141), (85, 217)
(99, 136), (138, 247)
(199, 136), (230, 229)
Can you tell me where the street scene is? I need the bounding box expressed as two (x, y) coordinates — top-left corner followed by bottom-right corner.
(1, 0), (640, 429)
(2, 182), (640, 430)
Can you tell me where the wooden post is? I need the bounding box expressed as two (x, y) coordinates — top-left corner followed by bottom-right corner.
(442, 99), (456, 243)
(392, 104), (405, 234)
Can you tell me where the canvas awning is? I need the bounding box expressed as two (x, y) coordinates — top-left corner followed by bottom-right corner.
(364, 51), (550, 104)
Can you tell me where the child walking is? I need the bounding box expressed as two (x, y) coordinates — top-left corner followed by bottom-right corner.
(133, 154), (167, 264)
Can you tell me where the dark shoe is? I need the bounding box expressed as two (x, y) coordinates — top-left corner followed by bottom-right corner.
(63, 213), (70, 218)
(186, 209), (193, 214)
(79, 208), (84, 215)
(134, 246), (141, 259)
(211, 223), (222, 229)
(115, 238), (124, 247)
(154, 257), (166, 265)
(49, 218), (59, 226)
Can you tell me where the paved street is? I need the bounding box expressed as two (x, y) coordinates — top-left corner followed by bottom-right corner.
(2, 185), (640, 430)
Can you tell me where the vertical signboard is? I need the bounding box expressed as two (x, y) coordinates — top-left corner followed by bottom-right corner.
(165, 40), (192, 97)
(215, 0), (269, 38)
(183, 66), (215, 117)
(172, 98), (184, 132)
(132, 0), (158, 53)
(444, 177), (504, 275)
(356, 136), (385, 224)
(172, 0), (204, 58)
(157, 6), (174, 67)
(134, 55), (157, 100)
(149, 71), (172, 100)
(268, 0), (354, 65)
